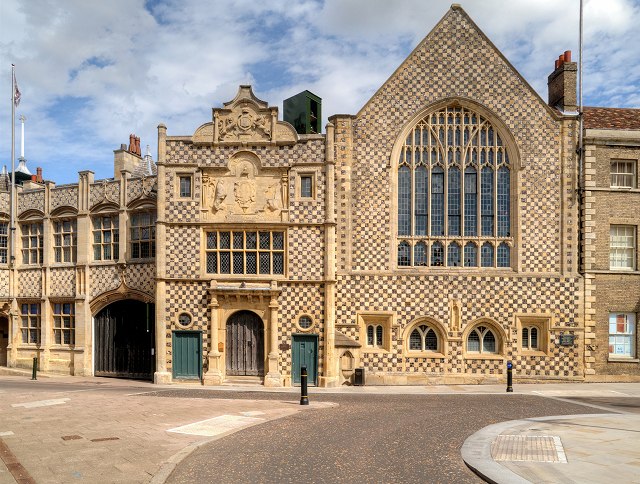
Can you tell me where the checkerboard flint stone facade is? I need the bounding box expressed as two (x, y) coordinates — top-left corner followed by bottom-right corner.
(2, 5), (637, 383)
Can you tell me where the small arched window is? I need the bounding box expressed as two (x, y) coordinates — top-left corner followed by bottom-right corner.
(367, 324), (383, 347)
(467, 325), (498, 354)
(522, 326), (539, 350)
(409, 324), (439, 352)
(397, 105), (512, 268)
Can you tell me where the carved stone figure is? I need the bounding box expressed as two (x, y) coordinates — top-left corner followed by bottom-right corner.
(213, 180), (227, 212)
(234, 166), (256, 213)
(264, 182), (281, 212)
(202, 174), (227, 213)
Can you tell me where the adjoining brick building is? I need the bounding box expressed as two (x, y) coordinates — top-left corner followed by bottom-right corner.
(0, 5), (638, 385)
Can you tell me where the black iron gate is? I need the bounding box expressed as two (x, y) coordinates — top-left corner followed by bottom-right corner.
(95, 300), (155, 380)
(226, 311), (264, 376)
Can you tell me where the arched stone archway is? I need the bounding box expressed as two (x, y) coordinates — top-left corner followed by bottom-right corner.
(94, 299), (155, 380)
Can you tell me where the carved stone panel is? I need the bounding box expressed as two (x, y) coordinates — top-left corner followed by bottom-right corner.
(201, 153), (288, 222)
(201, 85), (297, 146)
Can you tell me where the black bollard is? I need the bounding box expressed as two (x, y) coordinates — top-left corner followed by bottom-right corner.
(31, 357), (37, 381)
(300, 366), (309, 405)
(506, 361), (513, 392)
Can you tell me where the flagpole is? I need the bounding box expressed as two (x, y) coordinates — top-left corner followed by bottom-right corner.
(10, 64), (16, 270)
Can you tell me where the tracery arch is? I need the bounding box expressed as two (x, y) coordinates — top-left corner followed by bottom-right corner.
(395, 101), (515, 268)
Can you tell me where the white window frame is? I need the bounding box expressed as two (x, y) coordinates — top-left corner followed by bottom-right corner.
(609, 313), (636, 359)
(610, 160), (636, 189)
(610, 225), (635, 270)
(0, 221), (8, 264)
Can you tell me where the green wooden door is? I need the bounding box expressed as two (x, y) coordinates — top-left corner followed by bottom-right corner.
(172, 331), (202, 380)
(292, 334), (318, 386)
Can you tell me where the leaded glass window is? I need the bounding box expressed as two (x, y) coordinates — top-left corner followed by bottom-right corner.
(467, 325), (498, 354)
(130, 212), (156, 259)
(522, 326), (539, 351)
(481, 242), (493, 267)
(409, 324), (438, 352)
(367, 324), (384, 347)
(0, 222), (8, 264)
(93, 215), (119, 261)
(20, 303), (40, 344)
(464, 242), (477, 267)
(447, 242), (461, 267)
(397, 105), (512, 268)
(54, 219), (77, 263)
(431, 242), (444, 266)
(206, 230), (285, 275)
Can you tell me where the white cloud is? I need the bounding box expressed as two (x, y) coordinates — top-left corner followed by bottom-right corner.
(1, 0), (639, 184)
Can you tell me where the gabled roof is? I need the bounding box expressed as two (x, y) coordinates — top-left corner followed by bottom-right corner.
(357, 4), (558, 119)
(583, 107), (640, 130)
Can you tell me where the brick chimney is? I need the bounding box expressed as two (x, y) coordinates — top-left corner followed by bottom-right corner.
(548, 50), (577, 113)
(115, 134), (144, 180)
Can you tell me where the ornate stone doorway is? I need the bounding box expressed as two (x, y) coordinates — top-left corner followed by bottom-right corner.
(225, 310), (264, 377)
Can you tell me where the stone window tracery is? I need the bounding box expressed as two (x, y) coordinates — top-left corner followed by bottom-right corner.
(397, 105), (512, 268)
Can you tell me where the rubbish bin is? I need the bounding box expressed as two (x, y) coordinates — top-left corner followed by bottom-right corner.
(354, 367), (365, 386)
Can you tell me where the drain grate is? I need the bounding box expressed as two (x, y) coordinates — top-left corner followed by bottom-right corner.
(492, 435), (567, 463)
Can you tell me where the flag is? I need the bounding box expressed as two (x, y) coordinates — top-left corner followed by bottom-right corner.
(13, 73), (21, 107)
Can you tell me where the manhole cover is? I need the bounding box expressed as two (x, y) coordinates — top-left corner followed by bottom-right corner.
(492, 435), (567, 463)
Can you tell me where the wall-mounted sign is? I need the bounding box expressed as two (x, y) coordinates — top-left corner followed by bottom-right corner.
(559, 334), (575, 346)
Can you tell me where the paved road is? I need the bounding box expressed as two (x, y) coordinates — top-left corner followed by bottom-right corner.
(2, 376), (638, 484)
(162, 391), (601, 484)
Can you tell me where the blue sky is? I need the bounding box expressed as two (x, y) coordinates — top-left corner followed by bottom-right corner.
(1, 0), (639, 185)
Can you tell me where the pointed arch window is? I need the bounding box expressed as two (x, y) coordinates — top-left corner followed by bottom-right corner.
(397, 105), (512, 268)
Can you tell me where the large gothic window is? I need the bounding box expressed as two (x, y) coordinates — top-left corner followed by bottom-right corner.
(397, 105), (512, 268)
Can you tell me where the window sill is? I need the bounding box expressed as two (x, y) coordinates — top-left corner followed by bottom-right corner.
(128, 258), (156, 263)
(520, 350), (549, 357)
(608, 357), (639, 363)
(50, 345), (82, 352)
(17, 344), (42, 349)
(405, 352), (446, 359)
(463, 354), (504, 360)
(363, 347), (390, 354)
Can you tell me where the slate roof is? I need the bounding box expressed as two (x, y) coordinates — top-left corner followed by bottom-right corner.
(583, 107), (640, 130)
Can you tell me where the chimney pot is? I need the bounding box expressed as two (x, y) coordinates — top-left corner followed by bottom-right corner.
(36, 167), (43, 182)
(31, 175), (37, 182)
(564, 50), (572, 62)
(555, 59), (560, 69)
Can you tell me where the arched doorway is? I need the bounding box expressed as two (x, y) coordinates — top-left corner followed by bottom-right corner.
(0, 316), (8, 366)
(226, 310), (264, 377)
(94, 300), (155, 380)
